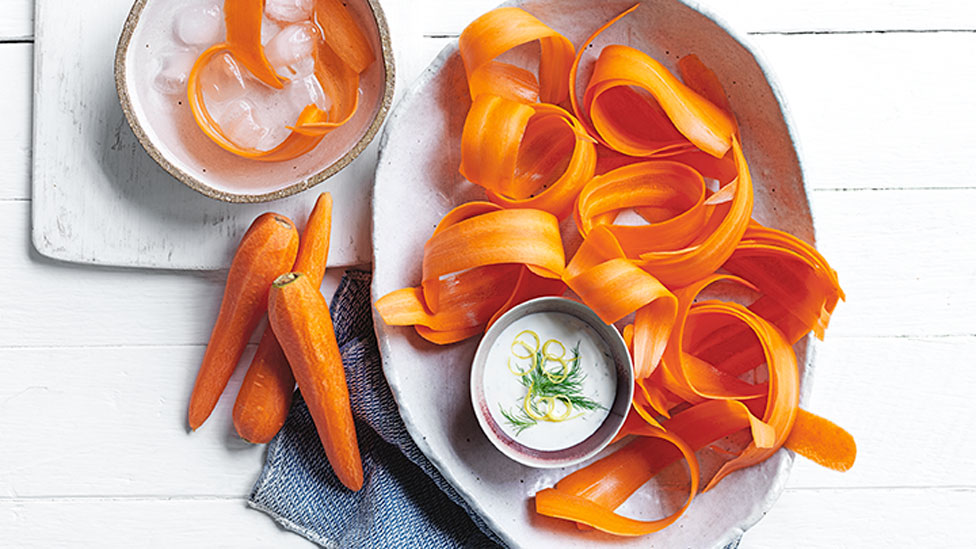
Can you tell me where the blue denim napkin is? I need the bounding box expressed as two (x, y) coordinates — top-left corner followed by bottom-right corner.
(248, 270), (502, 548)
(247, 269), (741, 549)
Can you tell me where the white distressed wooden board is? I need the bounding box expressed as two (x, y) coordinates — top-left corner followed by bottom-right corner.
(6, 0), (976, 547)
(30, 0), (428, 271)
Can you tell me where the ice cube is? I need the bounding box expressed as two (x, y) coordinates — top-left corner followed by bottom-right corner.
(257, 123), (292, 152)
(153, 49), (198, 95)
(174, 3), (223, 47)
(218, 99), (269, 150)
(200, 52), (248, 105)
(264, 22), (319, 80)
(247, 76), (324, 152)
(261, 17), (282, 46)
(287, 73), (332, 113)
(210, 68), (302, 152)
(265, 0), (314, 23)
(250, 82), (309, 151)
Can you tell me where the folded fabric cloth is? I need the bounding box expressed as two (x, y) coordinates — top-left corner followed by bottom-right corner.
(248, 269), (741, 549)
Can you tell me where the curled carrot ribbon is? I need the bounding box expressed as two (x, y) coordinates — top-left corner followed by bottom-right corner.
(583, 44), (736, 159)
(185, 0), (374, 161)
(460, 95), (596, 219)
(572, 143), (753, 289)
(563, 226), (677, 382)
(459, 7), (575, 104)
(375, 202), (566, 344)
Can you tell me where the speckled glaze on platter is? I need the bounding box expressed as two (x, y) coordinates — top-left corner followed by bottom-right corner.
(372, 1), (816, 546)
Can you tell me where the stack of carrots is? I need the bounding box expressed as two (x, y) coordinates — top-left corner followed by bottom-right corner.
(187, 193), (363, 492)
(375, 4), (856, 536)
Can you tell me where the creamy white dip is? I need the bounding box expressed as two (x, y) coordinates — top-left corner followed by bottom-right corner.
(483, 311), (616, 451)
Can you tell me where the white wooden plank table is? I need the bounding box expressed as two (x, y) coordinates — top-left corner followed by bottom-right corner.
(2, 0), (975, 546)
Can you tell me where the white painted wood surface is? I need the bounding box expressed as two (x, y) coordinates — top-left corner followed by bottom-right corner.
(3, 0), (975, 547)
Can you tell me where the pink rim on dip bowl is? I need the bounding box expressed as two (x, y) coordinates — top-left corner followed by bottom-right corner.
(470, 297), (635, 469)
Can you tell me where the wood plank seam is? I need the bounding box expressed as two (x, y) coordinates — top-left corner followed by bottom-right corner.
(782, 486), (976, 492)
(751, 28), (976, 35)
(422, 29), (976, 39)
(813, 187), (976, 192)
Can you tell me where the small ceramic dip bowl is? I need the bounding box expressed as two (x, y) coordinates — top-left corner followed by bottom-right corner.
(470, 297), (634, 469)
(114, 0), (395, 203)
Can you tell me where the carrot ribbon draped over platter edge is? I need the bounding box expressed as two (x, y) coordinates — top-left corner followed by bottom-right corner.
(186, 0), (374, 161)
(374, 202), (566, 345)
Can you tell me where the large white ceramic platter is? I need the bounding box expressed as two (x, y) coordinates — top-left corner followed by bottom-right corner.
(372, 1), (816, 546)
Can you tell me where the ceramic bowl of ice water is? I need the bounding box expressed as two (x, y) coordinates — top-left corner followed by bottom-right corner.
(115, 0), (395, 202)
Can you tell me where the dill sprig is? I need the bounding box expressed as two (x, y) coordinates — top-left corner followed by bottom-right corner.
(500, 341), (605, 434)
(519, 343), (603, 411)
(499, 405), (536, 435)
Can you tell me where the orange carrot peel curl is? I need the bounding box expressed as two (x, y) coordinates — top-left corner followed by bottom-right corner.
(460, 95), (597, 219)
(537, 425), (699, 536)
(567, 4), (734, 160)
(562, 226), (677, 383)
(572, 140), (753, 289)
(223, 0), (283, 89)
(374, 202), (567, 344)
(685, 223), (847, 379)
(535, 401), (852, 536)
(560, 136), (753, 383)
(186, 0), (374, 161)
(459, 7), (575, 104)
(785, 409), (857, 472)
(583, 45), (736, 158)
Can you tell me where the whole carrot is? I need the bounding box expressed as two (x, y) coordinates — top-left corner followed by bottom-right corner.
(188, 213), (299, 430)
(233, 193), (333, 443)
(268, 272), (363, 491)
